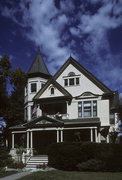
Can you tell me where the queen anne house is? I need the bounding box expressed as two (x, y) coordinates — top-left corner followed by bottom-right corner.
(9, 51), (119, 166)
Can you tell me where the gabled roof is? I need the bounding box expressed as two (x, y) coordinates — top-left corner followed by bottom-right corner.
(28, 49), (50, 77)
(54, 56), (112, 93)
(33, 78), (72, 101)
(25, 115), (63, 128)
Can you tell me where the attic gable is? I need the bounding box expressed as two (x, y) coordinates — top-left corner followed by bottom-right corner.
(34, 78), (72, 100)
(54, 56), (112, 93)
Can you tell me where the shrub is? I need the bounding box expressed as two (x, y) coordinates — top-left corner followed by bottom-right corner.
(48, 142), (86, 170)
(77, 159), (106, 171)
(0, 147), (13, 168)
(48, 142), (122, 172)
(8, 162), (26, 169)
(36, 163), (47, 169)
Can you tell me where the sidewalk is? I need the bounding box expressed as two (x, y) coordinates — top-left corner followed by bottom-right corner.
(0, 171), (32, 180)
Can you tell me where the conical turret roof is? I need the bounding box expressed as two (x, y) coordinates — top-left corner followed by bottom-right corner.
(28, 50), (50, 77)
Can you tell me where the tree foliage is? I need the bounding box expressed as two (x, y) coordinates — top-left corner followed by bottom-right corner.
(0, 55), (27, 127)
(0, 56), (11, 117)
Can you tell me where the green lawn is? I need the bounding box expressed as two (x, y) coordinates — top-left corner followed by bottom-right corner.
(0, 169), (17, 178)
(18, 170), (122, 180)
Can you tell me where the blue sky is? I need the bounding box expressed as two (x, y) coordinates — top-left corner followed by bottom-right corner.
(0, 0), (122, 96)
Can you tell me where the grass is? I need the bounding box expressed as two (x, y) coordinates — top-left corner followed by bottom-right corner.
(0, 169), (17, 178)
(18, 170), (122, 180)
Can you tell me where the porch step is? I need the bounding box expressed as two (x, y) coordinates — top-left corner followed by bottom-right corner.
(26, 155), (48, 168)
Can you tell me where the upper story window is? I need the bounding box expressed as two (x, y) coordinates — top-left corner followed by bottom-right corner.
(64, 77), (80, 86)
(51, 87), (54, 95)
(64, 72), (80, 86)
(69, 78), (74, 85)
(41, 83), (45, 88)
(64, 79), (68, 86)
(31, 83), (37, 93)
(78, 100), (97, 118)
(68, 72), (75, 76)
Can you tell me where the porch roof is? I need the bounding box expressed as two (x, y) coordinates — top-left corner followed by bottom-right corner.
(9, 116), (100, 130)
(63, 117), (100, 127)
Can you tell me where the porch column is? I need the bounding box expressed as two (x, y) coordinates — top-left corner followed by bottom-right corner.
(27, 131), (29, 149)
(30, 131), (33, 155)
(61, 129), (63, 142)
(57, 129), (59, 143)
(106, 134), (109, 143)
(95, 128), (98, 143)
(90, 128), (93, 142)
(12, 133), (15, 149)
(98, 132), (101, 143)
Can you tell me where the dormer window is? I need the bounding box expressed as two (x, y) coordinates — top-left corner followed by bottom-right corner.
(51, 87), (54, 95)
(31, 83), (37, 93)
(64, 72), (80, 86)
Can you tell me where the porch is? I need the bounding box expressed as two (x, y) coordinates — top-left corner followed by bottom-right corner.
(9, 115), (106, 164)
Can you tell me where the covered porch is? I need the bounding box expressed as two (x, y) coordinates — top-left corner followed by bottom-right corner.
(9, 116), (102, 158)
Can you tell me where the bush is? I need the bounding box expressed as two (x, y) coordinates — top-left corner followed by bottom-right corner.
(48, 142), (86, 170)
(36, 163), (47, 169)
(8, 162), (26, 169)
(0, 147), (13, 168)
(77, 159), (106, 171)
(47, 142), (122, 172)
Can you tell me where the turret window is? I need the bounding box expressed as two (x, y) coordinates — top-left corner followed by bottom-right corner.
(31, 83), (37, 93)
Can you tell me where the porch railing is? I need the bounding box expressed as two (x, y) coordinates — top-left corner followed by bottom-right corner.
(47, 113), (69, 119)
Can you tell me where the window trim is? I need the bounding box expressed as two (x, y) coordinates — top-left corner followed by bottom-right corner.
(64, 77), (80, 86)
(50, 87), (54, 95)
(78, 100), (97, 118)
(30, 83), (37, 93)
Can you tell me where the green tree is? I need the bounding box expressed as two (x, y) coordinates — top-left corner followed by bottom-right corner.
(0, 56), (11, 117)
(6, 68), (27, 126)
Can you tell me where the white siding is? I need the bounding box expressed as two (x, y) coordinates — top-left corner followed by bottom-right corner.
(98, 99), (110, 126)
(67, 100), (78, 119)
(56, 64), (104, 97)
(25, 77), (47, 103)
(39, 84), (64, 99)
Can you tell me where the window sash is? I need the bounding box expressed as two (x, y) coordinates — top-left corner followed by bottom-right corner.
(78, 101), (97, 118)
(31, 83), (37, 93)
(69, 78), (74, 85)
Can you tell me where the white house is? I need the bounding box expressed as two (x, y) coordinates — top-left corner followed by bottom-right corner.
(9, 50), (120, 163)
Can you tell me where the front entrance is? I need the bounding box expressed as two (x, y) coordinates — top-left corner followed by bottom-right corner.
(33, 131), (57, 154)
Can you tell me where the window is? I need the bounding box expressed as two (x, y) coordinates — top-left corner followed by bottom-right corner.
(93, 101), (97, 116)
(68, 72), (75, 76)
(84, 101), (91, 117)
(76, 78), (79, 85)
(42, 83), (45, 88)
(78, 100), (97, 118)
(51, 87), (54, 95)
(69, 78), (74, 85)
(64, 77), (80, 86)
(31, 83), (37, 93)
(64, 79), (68, 86)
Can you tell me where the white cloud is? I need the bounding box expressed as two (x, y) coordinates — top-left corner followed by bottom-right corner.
(0, 0), (122, 91)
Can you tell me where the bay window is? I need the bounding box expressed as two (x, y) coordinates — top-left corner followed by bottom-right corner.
(78, 100), (97, 118)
